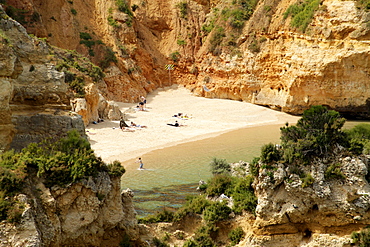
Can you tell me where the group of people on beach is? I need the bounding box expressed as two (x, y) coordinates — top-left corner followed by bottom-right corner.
(120, 96), (193, 169)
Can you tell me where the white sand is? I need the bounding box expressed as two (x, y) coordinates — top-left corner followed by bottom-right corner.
(87, 85), (299, 164)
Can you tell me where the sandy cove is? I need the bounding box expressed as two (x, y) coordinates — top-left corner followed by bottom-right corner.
(87, 85), (299, 166)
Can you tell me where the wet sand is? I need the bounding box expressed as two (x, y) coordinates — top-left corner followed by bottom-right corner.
(87, 85), (299, 166)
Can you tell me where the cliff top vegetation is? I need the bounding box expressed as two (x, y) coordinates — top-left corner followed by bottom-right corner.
(0, 129), (125, 223)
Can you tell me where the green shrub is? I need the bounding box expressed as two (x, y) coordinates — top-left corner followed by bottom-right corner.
(174, 195), (210, 221)
(351, 228), (370, 247)
(169, 51), (180, 62)
(184, 195), (211, 214)
(6, 200), (24, 223)
(202, 20), (215, 34)
(116, 0), (133, 16)
(138, 209), (174, 224)
(206, 174), (233, 197)
(183, 239), (197, 247)
(80, 39), (95, 49)
(210, 157), (230, 175)
(152, 237), (170, 247)
(187, 224), (218, 247)
(27, 130), (108, 187)
(248, 38), (260, 53)
(249, 157), (260, 177)
(203, 201), (232, 223)
(301, 173), (314, 188)
(176, 1), (188, 19)
(115, 0), (133, 26)
(100, 47), (118, 69)
(209, 26), (225, 54)
(345, 123), (370, 154)
(79, 32), (92, 41)
(183, 227), (217, 247)
(131, 4), (139, 12)
(89, 65), (104, 81)
(108, 15), (119, 27)
(348, 138), (364, 155)
(364, 141), (370, 155)
(0, 174), (25, 223)
(284, 0), (321, 32)
(0, 150), (27, 195)
(280, 105), (346, 164)
(0, 194), (11, 221)
(228, 8), (248, 28)
(69, 76), (85, 97)
(325, 163), (345, 180)
(71, 8), (77, 15)
(177, 39), (187, 46)
(358, 0), (370, 11)
(260, 143), (281, 163)
(231, 176), (257, 214)
(228, 226), (245, 245)
(43, 149), (101, 186)
(107, 160), (125, 177)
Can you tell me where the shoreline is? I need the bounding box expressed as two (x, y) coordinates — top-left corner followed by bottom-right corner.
(87, 85), (299, 165)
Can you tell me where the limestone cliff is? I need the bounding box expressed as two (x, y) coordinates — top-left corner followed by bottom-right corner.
(247, 155), (370, 246)
(0, 4), (129, 151)
(5, 0), (370, 118)
(0, 172), (140, 247)
(0, 5), (85, 152)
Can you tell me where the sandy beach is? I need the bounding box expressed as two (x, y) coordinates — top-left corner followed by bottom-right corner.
(87, 85), (299, 164)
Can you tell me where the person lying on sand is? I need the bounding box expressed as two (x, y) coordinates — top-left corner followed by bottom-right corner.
(167, 121), (180, 127)
(173, 113), (191, 119)
(130, 122), (147, 128)
(121, 127), (135, 132)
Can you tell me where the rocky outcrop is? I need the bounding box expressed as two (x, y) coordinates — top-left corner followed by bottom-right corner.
(0, 173), (140, 247)
(0, 8), (87, 151)
(248, 155), (370, 246)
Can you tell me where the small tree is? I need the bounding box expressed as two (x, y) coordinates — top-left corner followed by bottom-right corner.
(229, 227), (245, 245)
(210, 157), (230, 175)
(280, 105), (346, 163)
(260, 143), (281, 163)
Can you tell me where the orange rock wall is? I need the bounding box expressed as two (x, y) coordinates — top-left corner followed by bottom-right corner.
(6, 0), (370, 117)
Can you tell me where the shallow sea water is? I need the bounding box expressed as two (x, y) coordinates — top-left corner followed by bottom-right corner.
(120, 124), (284, 216)
(120, 121), (369, 217)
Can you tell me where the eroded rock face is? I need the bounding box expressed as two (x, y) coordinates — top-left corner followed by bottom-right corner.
(251, 156), (370, 246)
(184, 0), (370, 118)
(0, 173), (140, 247)
(0, 6), (91, 151)
(6, 0), (370, 118)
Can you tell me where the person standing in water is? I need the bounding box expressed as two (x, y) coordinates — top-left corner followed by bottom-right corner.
(137, 157), (144, 169)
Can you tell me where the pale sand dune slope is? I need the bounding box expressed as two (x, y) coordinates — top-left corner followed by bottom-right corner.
(87, 85), (299, 163)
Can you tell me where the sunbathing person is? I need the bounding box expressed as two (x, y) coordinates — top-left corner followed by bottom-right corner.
(121, 127), (135, 132)
(167, 121), (180, 127)
(130, 122), (147, 128)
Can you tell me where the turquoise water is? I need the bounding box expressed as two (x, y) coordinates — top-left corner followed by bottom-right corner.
(120, 121), (369, 217)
